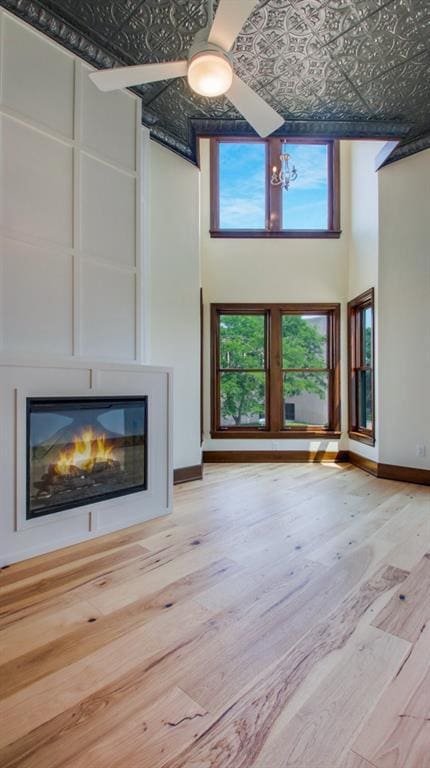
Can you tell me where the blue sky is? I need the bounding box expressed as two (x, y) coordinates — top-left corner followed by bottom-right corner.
(219, 142), (328, 230)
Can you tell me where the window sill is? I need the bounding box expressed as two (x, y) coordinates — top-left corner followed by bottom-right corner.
(210, 229), (342, 240)
(349, 430), (375, 447)
(211, 430), (342, 440)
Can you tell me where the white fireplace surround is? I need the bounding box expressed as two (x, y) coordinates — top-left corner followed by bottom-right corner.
(0, 360), (173, 565)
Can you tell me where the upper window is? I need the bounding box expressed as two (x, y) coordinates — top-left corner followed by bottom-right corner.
(348, 289), (375, 446)
(210, 137), (340, 238)
(211, 303), (341, 438)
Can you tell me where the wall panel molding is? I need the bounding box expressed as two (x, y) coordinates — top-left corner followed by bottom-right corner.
(0, 9), (143, 363)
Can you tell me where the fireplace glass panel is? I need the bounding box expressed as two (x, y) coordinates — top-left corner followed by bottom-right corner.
(27, 397), (147, 519)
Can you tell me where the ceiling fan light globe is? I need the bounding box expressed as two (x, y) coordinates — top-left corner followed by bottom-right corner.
(187, 52), (233, 97)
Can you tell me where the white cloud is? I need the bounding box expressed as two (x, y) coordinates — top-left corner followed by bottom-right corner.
(281, 144), (327, 191)
(220, 195), (265, 228)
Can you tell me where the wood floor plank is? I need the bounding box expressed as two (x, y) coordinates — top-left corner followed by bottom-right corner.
(0, 558), (238, 699)
(308, 489), (420, 567)
(355, 716), (430, 768)
(0, 464), (426, 768)
(0, 527), (155, 586)
(382, 512), (430, 571)
(0, 599), (212, 750)
(221, 478), (408, 575)
(0, 545), (149, 616)
(180, 559), (331, 711)
(344, 753), (379, 768)
(351, 624), (430, 768)
(161, 564), (408, 768)
(372, 553), (430, 642)
(85, 541), (226, 614)
(182, 550), (402, 714)
(60, 686), (211, 768)
(0, 560), (324, 764)
(193, 555), (321, 615)
(0, 600), (103, 664)
(254, 626), (410, 768)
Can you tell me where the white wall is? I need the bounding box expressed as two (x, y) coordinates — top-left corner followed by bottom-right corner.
(347, 141), (385, 461)
(0, 12), (174, 564)
(0, 10), (142, 363)
(148, 140), (202, 470)
(348, 142), (384, 298)
(378, 150), (430, 470)
(200, 138), (351, 453)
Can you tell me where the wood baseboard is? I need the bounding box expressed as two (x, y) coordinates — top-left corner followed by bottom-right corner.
(376, 462), (430, 485)
(202, 450), (429, 486)
(173, 464), (203, 485)
(203, 450), (349, 463)
(349, 452), (430, 486)
(348, 451), (378, 477)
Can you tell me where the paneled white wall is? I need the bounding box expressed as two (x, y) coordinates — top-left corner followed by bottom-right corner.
(0, 10), (142, 363)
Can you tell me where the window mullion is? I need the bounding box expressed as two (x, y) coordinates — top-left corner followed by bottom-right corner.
(268, 138), (282, 231)
(269, 308), (282, 431)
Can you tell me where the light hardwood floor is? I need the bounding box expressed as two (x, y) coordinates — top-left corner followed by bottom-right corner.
(0, 462), (429, 768)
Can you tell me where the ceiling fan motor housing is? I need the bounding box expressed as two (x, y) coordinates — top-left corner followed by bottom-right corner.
(187, 39), (233, 97)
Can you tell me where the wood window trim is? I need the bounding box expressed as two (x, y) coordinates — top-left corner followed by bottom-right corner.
(211, 302), (341, 439)
(210, 137), (341, 239)
(348, 288), (375, 446)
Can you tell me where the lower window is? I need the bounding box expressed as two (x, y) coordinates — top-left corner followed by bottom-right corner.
(211, 303), (341, 438)
(348, 289), (375, 445)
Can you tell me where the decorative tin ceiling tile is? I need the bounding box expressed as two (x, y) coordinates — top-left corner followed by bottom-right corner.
(309, 61), (372, 116)
(290, 0), (358, 44)
(364, 0), (428, 60)
(111, 0), (208, 62)
(312, 89), (373, 119)
(41, 0), (141, 43)
(328, 1), (427, 87)
(359, 51), (430, 123)
(261, 75), (326, 118)
(1, 0), (428, 164)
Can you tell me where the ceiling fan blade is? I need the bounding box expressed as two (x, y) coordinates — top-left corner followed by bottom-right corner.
(208, 0), (258, 50)
(89, 61), (188, 92)
(226, 74), (284, 137)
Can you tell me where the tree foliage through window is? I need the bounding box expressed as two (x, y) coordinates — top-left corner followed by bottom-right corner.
(219, 314), (327, 426)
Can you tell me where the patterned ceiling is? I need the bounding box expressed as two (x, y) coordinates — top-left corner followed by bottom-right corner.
(2, 0), (430, 164)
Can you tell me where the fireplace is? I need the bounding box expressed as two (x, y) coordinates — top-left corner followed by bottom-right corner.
(26, 396), (147, 519)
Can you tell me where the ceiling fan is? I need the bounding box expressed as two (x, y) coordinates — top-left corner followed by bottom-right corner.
(89, 0), (284, 138)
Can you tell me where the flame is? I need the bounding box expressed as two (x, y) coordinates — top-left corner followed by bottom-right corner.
(55, 427), (114, 475)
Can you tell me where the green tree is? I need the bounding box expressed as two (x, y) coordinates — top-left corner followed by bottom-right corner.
(282, 315), (327, 400)
(220, 314), (265, 426)
(220, 314), (326, 426)
(220, 314), (265, 369)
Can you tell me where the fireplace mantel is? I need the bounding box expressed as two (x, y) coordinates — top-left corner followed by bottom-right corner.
(0, 359), (173, 565)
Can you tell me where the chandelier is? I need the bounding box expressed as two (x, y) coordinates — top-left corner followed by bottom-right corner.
(270, 152), (298, 191)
